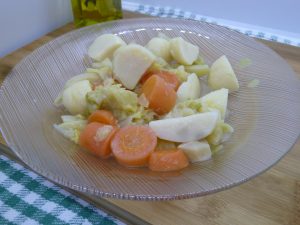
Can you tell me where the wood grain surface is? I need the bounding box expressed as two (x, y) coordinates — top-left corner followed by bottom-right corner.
(0, 11), (299, 225)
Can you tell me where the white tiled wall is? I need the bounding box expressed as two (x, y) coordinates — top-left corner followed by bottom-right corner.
(0, 0), (73, 57)
(0, 0), (299, 57)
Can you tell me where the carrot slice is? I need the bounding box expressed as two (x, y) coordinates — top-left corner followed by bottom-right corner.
(141, 75), (176, 115)
(157, 71), (180, 90)
(141, 71), (180, 90)
(140, 72), (153, 84)
(88, 110), (117, 125)
(111, 125), (157, 167)
(79, 122), (117, 158)
(149, 149), (189, 172)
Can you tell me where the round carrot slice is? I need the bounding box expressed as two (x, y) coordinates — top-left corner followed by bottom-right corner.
(156, 71), (180, 90)
(141, 71), (180, 90)
(149, 149), (189, 172)
(140, 71), (154, 84)
(111, 125), (157, 167)
(88, 110), (117, 125)
(79, 122), (118, 158)
(142, 75), (177, 115)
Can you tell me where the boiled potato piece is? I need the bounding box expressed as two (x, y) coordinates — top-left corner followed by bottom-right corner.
(170, 37), (199, 65)
(178, 140), (211, 162)
(62, 80), (92, 115)
(177, 73), (201, 102)
(113, 44), (155, 89)
(146, 37), (171, 61)
(200, 88), (228, 119)
(149, 111), (218, 142)
(208, 55), (239, 91)
(88, 34), (126, 61)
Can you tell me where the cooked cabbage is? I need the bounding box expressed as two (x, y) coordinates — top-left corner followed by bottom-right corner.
(91, 58), (113, 69)
(206, 121), (234, 145)
(119, 106), (156, 127)
(166, 65), (189, 82)
(165, 99), (202, 118)
(210, 144), (224, 155)
(53, 115), (87, 143)
(86, 84), (139, 121)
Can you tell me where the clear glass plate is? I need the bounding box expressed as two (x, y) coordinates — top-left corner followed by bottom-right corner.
(0, 18), (299, 200)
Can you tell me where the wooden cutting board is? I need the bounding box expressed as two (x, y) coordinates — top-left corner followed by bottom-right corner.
(1, 11), (299, 225)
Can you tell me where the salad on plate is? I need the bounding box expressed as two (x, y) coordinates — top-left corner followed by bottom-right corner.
(53, 33), (239, 172)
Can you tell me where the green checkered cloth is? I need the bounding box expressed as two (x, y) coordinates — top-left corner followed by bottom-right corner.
(0, 155), (124, 225)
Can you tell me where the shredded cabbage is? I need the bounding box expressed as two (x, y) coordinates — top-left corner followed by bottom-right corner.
(64, 73), (100, 89)
(130, 107), (156, 125)
(91, 58), (112, 69)
(53, 59), (113, 108)
(166, 65), (189, 82)
(165, 99), (202, 118)
(53, 115), (87, 143)
(146, 57), (170, 74)
(210, 144), (224, 155)
(184, 64), (210, 77)
(206, 121), (234, 145)
(157, 139), (177, 149)
(155, 57), (169, 67)
(86, 84), (139, 121)
(193, 56), (205, 65)
(119, 106), (156, 127)
(86, 66), (112, 81)
(85, 58), (113, 81)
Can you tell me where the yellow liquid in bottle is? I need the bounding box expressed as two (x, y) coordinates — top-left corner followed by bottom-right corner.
(71, 0), (123, 27)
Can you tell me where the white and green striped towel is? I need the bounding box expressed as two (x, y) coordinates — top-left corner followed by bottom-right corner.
(0, 155), (124, 225)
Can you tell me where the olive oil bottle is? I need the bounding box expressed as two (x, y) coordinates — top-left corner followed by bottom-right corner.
(71, 0), (123, 27)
